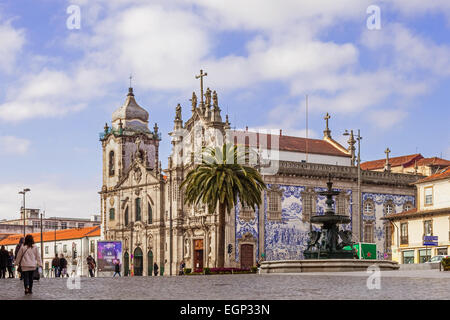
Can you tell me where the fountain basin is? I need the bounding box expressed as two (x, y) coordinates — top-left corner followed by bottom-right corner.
(260, 259), (400, 273)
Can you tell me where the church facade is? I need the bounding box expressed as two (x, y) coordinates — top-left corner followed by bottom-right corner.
(100, 80), (420, 276)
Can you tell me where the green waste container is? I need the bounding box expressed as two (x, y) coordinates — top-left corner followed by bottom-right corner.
(343, 242), (377, 260)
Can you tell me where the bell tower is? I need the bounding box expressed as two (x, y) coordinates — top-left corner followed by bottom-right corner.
(100, 87), (160, 190)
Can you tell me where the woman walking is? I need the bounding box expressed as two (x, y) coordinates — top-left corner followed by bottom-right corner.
(15, 235), (42, 295)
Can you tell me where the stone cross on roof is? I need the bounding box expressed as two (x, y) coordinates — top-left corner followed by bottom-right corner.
(384, 147), (391, 172)
(323, 113), (332, 139)
(195, 69), (208, 105)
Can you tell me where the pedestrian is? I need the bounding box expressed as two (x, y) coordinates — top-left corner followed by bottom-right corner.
(59, 254), (68, 277)
(51, 254), (60, 278)
(15, 234), (42, 295)
(87, 255), (96, 277)
(179, 261), (185, 275)
(14, 237), (24, 280)
(153, 262), (159, 276)
(0, 246), (8, 278)
(7, 250), (14, 278)
(113, 260), (121, 277)
(70, 257), (78, 277)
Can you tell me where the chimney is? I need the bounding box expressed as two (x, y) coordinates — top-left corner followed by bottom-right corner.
(246, 126), (248, 132)
(280, 129), (282, 136)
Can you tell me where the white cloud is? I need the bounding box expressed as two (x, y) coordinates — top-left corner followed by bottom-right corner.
(0, 136), (30, 155)
(0, 68), (110, 122)
(361, 23), (450, 76)
(0, 182), (99, 220)
(0, 18), (25, 73)
(367, 109), (407, 129)
(1, 0), (448, 131)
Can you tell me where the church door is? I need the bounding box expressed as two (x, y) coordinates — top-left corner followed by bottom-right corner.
(194, 239), (204, 271)
(240, 244), (254, 269)
(147, 250), (153, 276)
(124, 252), (129, 276)
(134, 247), (143, 276)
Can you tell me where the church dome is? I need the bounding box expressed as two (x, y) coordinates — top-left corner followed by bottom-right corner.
(112, 88), (149, 124)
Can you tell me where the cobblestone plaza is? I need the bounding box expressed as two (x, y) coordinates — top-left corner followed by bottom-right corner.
(1, 270), (449, 300)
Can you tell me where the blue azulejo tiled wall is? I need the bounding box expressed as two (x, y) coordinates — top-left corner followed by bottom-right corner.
(235, 198), (259, 262)
(263, 184), (353, 261)
(361, 192), (415, 259)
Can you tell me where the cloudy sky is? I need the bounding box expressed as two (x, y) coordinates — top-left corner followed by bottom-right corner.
(0, 0), (449, 220)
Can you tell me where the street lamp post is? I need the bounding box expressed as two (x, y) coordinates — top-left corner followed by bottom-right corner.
(40, 211), (44, 267)
(18, 188), (31, 237)
(343, 129), (362, 241)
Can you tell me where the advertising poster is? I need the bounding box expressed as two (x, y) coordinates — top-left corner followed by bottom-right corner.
(97, 241), (122, 272)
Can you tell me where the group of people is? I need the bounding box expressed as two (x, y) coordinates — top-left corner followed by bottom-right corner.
(0, 246), (15, 278)
(50, 254), (70, 277)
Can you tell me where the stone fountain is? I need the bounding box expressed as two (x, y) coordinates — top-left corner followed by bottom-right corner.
(303, 176), (355, 259)
(260, 176), (400, 273)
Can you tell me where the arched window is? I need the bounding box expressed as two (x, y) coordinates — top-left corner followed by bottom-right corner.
(148, 203), (153, 224)
(109, 208), (115, 221)
(135, 198), (141, 221)
(403, 201), (413, 212)
(109, 151), (115, 176)
(364, 201), (374, 215)
(385, 200), (395, 215)
(124, 207), (129, 226)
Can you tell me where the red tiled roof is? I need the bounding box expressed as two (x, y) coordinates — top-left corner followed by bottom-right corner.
(414, 166), (450, 184)
(383, 207), (450, 220)
(406, 157), (450, 168)
(231, 131), (350, 157)
(361, 154), (423, 170)
(0, 226), (100, 246)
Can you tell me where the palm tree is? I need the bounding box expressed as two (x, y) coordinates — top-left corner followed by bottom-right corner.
(181, 144), (267, 268)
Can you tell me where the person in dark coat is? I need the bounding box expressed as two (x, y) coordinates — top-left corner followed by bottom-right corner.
(153, 262), (159, 276)
(14, 237), (24, 279)
(113, 260), (121, 277)
(59, 254), (68, 277)
(7, 250), (14, 278)
(0, 246), (8, 279)
(86, 255), (96, 277)
(14, 237), (24, 259)
(51, 254), (60, 277)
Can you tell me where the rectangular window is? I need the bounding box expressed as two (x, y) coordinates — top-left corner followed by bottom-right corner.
(45, 246), (48, 254)
(364, 223), (374, 243)
(60, 222), (67, 229)
(419, 249), (431, 263)
(384, 224), (392, 253)
(109, 208), (115, 221)
(303, 195), (312, 222)
(423, 220), (433, 236)
(148, 204), (153, 224)
(63, 244), (67, 253)
(400, 223), (408, 245)
(90, 240), (95, 254)
(240, 202), (255, 220)
(33, 221), (40, 228)
(78, 223), (84, 228)
(268, 191), (282, 220)
(135, 198), (141, 221)
(402, 250), (414, 264)
(424, 187), (433, 205)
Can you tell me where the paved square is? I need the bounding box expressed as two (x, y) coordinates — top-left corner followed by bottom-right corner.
(1, 270), (449, 300)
